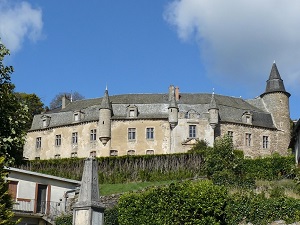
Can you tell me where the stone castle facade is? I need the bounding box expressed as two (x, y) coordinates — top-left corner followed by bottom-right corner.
(23, 63), (291, 160)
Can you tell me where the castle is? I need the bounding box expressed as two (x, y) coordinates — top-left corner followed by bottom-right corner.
(23, 62), (291, 160)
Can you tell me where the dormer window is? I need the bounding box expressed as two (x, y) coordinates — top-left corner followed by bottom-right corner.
(242, 111), (253, 125)
(41, 115), (50, 128)
(127, 105), (138, 118)
(73, 110), (84, 122)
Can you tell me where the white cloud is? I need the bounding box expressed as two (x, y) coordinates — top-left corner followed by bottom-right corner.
(164, 0), (300, 94)
(0, 0), (43, 52)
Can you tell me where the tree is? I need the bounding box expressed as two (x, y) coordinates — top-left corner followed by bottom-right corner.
(0, 157), (18, 225)
(49, 91), (84, 110)
(15, 93), (44, 130)
(0, 42), (29, 165)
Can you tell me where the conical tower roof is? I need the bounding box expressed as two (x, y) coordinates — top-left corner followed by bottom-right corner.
(168, 85), (178, 108)
(261, 62), (290, 97)
(209, 92), (218, 110)
(100, 88), (112, 109)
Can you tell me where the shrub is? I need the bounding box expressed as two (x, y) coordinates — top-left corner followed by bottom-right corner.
(118, 180), (227, 225)
(55, 213), (72, 225)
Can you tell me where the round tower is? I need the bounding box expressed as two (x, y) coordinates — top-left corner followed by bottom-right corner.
(260, 62), (291, 152)
(99, 88), (112, 146)
(208, 92), (219, 129)
(168, 85), (178, 129)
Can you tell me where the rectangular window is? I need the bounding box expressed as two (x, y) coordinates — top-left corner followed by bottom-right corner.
(90, 151), (96, 157)
(55, 134), (61, 146)
(128, 128), (136, 140)
(72, 132), (78, 144)
(71, 152), (77, 158)
(36, 137), (42, 149)
(245, 133), (251, 146)
(227, 131), (233, 139)
(146, 150), (154, 155)
(146, 128), (154, 140)
(54, 154), (61, 159)
(110, 150), (118, 156)
(74, 113), (79, 122)
(189, 125), (196, 138)
(263, 136), (269, 149)
(127, 150), (135, 155)
(129, 110), (135, 117)
(90, 129), (97, 141)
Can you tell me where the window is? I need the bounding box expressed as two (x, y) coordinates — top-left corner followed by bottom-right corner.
(127, 150), (135, 155)
(127, 105), (138, 118)
(71, 152), (77, 158)
(72, 132), (78, 144)
(227, 131), (233, 139)
(263, 136), (269, 149)
(74, 113), (79, 122)
(129, 110), (135, 117)
(128, 128), (136, 140)
(146, 150), (154, 155)
(146, 128), (154, 140)
(54, 154), (61, 159)
(189, 125), (196, 138)
(36, 137), (41, 149)
(55, 134), (61, 146)
(42, 115), (50, 128)
(245, 133), (251, 146)
(90, 151), (96, 157)
(35, 157), (40, 160)
(110, 150), (118, 156)
(90, 129), (97, 141)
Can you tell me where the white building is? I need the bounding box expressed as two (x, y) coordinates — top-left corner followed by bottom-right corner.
(6, 167), (81, 225)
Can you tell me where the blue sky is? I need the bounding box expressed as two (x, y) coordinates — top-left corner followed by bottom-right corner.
(0, 0), (300, 119)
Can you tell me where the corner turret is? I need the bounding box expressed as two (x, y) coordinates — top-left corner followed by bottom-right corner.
(208, 92), (219, 129)
(99, 88), (112, 146)
(168, 85), (178, 129)
(260, 62), (291, 153)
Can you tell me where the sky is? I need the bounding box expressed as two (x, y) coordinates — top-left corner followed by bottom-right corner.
(0, 0), (299, 119)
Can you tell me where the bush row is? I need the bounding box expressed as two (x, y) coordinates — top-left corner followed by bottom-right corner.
(19, 152), (295, 185)
(118, 180), (300, 225)
(20, 153), (205, 183)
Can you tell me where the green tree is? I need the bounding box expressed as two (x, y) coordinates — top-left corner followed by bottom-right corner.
(0, 157), (18, 224)
(49, 91), (84, 110)
(0, 42), (29, 165)
(15, 92), (44, 130)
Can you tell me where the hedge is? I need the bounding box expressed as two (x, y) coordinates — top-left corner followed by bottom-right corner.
(118, 180), (227, 225)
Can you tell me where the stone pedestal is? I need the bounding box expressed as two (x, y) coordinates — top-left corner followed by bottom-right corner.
(73, 157), (105, 225)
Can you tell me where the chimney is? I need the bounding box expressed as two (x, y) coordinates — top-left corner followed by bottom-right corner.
(168, 85), (175, 101)
(175, 86), (180, 101)
(62, 95), (70, 109)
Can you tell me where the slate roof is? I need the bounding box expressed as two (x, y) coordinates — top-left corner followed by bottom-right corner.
(29, 93), (276, 131)
(261, 62), (290, 97)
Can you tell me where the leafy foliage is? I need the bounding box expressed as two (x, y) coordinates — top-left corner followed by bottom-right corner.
(15, 92), (44, 130)
(55, 213), (72, 225)
(0, 157), (18, 225)
(0, 42), (29, 165)
(225, 191), (300, 225)
(105, 206), (119, 225)
(49, 91), (84, 109)
(118, 180), (227, 225)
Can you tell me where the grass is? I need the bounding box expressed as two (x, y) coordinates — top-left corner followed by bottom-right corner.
(100, 180), (175, 196)
(255, 179), (300, 198)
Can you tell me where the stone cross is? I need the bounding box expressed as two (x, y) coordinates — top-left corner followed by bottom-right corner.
(73, 157), (105, 225)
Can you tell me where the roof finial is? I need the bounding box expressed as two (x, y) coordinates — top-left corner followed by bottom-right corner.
(212, 88), (215, 95)
(106, 83), (108, 91)
(273, 60), (276, 64)
(70, 90), (73, 102)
